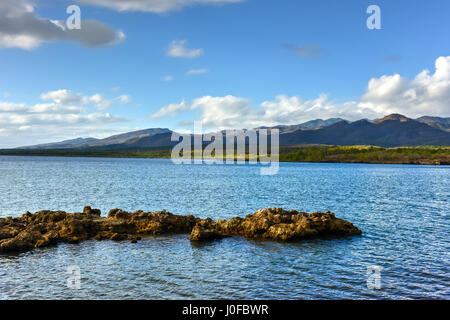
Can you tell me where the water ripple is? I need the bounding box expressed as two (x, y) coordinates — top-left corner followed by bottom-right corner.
(0, 157), (449, 299)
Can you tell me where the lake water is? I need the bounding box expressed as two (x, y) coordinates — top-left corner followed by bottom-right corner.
(0, 156), (449, 299)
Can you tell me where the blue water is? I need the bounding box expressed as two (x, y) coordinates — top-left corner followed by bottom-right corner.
(0, 156), (449, 299)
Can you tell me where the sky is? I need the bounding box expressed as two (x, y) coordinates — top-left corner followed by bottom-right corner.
(0, 0), (449, 147)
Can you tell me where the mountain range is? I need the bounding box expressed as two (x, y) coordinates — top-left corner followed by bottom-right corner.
(17, 114), (450, 150)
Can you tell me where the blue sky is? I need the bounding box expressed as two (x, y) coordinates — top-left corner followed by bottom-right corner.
(0, 0), (449, 147)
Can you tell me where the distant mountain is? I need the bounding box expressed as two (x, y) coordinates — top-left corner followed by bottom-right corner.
(416, 116), (450, 132)
(297, 118), (347, 130)
(19, 128), (172, 149)
(80, 128), (172, 148)
(16, 114), (450, 150)
(258, 118), (345, 133)
(21, 137), (99, 149)
(85, 132), (178, 150)
(373, 113), (410, 124)
(280, 114), (450, 147)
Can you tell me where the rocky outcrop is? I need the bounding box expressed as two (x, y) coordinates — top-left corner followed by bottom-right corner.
(0, 207), (361, 253)
(189, 208), (361, 241)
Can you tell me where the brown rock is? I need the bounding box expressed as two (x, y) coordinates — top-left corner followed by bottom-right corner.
(0, 207), (361, 253)
(109, 233), (128, 241)
(83, 206), (101, 216)
(189, 219), (228, 241)
(190, 208), (361, 242)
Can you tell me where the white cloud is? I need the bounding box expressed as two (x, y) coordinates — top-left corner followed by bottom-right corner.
(0, 0), (125, 50)
(0, 89), (129, 148)
(87, 93), (113, 110)
(191, 95), (256, 128)
(117, 94), (131, 104)
(151, 99), (189, 119)
(0, 102), (27, 113)
(259, 95), (362, 125)
(0, 34), (40, 50)
(29, 103), (86, 114)
(359, 56), (450, 118)
(77, 0), (244, 13)
(151, 94), (361, 130)
(40, 89), (130, 110)
(167, 40), (203, 59)
(40, 89), (83, 105)
(186, 68), (209, 75)
(152, 56), (450, 129)
(0, 112), (123, 127)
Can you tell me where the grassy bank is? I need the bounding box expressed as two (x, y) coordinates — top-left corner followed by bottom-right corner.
(279, 145), (450, 165)
(0, 145), (449, 165)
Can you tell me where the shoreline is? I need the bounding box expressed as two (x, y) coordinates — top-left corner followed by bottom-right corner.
(0, 152), (449, 166)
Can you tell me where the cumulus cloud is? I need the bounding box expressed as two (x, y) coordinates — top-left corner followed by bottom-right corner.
(0, 111), (122, 127)
(0, 0), (125, 50)
(359, 56), (450, 118)
(40, 89), (130, 110)
(186, 68), (209, 75)
(29, 103), (86, 114)
(190, 95), (256, 128)
(0, 102), (27, 113)
(77, 0), (244, 13)
(151, 100), (189, 119)
(167, 40), (203, 59)
(0, 90), (130, 148)
(151, 56), (450, 129)
(151, 94), (359, 129)
(117, 94), (131, 104)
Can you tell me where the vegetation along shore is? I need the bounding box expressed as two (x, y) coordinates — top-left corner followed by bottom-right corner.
(0, 145), (449, 165)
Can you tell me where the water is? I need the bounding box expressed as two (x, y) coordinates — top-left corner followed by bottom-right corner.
(0, 156), (449, 299)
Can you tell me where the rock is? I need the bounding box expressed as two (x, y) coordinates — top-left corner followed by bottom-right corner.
(188, 208), (361, 242)
(83, 206), (101, 216)
(0, 230), (41, 252)
(67, 236), (80, 244)
(130, 236), (142, 243)
(108, 208), (130, 220)
(109, 233), (128, 241)
(189, 219), (228, 241)
(94, 232), (110, 241)
(0, 207), (361, 253)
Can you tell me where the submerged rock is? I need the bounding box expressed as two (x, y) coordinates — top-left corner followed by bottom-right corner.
(0, 207), (361, 253)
